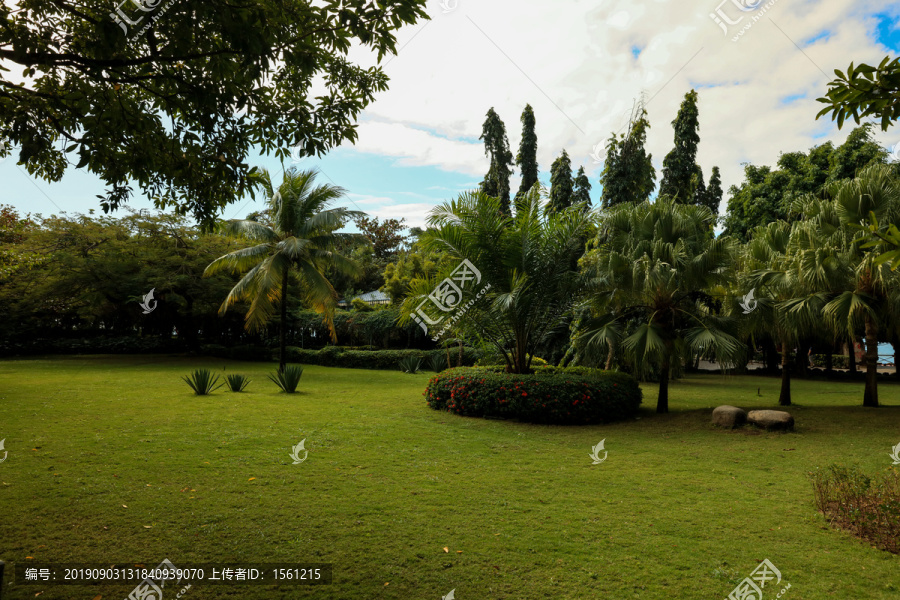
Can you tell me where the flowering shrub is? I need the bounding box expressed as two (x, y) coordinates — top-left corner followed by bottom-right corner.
(424, 367), (642, 425)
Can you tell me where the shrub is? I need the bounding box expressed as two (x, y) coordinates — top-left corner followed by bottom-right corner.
(351, 297), (375, 312)
(427, 352), (448, 372)
(229, 344), (272, 361)
(268, 365), (304, 393)
(809, 464), (900, 553)
(424, 367), (642, 425)
(183, 369), (225, 395)
(200, 344), (229, 358)
(809, 354), (851, 369)
(284, 346), (481, 370)
(399, 356), (422, 373)
(225, 374), (251, 392)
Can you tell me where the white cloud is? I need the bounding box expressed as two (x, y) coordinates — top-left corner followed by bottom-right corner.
(340, 0), (895, 215)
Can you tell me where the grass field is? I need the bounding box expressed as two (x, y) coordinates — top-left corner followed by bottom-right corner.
(1, 355), (898, 599)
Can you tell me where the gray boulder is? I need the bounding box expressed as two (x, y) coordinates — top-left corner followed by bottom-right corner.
(712, 405), (747, 428)
(747, 409), (794, 431)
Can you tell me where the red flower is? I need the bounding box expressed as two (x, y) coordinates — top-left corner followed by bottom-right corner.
(522, 392), (527, 397)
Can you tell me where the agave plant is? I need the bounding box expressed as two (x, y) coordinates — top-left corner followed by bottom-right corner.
(225, 373), (251, 392)
(183, 369), (225, 395)
(268, 365), (304, 393)
(427, 352), (447, 373)
(399, 356), (422, 374)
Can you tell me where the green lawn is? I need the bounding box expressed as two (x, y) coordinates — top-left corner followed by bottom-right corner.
(1, 355), (898, 599)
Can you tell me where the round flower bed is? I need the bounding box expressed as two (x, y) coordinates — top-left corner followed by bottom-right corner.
(424, 366), (642, 425)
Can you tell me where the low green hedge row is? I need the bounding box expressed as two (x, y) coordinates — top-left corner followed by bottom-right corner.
(424, 367), (642, 425)
(809, 354), (851, 369)
(1, 336), (183, 356)
(284, 346), (481, 370)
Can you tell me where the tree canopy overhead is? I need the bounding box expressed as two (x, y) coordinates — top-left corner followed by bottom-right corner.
(817, 56), (900, 130)
(0, 0), (429, 228)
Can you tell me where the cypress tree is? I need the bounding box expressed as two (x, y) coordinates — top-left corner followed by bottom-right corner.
(479, 107), (515, 214)
(599, 99), (655, 208)
(515, 104), (538, 204)
(549, 149), (574, 212)
(659, 89), (701, 203)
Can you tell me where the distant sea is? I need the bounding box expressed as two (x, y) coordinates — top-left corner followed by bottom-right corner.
(878, 342), (894, 365)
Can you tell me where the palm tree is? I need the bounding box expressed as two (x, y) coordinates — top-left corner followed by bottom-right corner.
(744, 220), (819, 406)
(401, 184), (594, 374)
(819, 164), (900, 406)
(580, 196), (743, 413)
(204, 167), (362, 371)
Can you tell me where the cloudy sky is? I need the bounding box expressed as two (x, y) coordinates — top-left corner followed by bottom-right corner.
(3, 0), (900, 228)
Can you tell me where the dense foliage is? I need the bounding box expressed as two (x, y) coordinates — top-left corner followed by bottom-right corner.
(809, 464), (900, 554)
(424, 367), (642, 425)
(0, 0), (428, 228)
(479, 107), (515, 214)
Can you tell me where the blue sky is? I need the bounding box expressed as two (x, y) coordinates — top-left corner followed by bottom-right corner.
(3, 0), (900, 229)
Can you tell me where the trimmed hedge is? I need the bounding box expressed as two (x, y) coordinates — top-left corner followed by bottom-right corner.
(0, 336), (184, 356)
(810, 354), (850, 369)
(284, 346), (481, 370)
(424, 367), (642, 425)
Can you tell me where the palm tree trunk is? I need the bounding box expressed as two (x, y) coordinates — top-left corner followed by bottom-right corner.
(893, 341), (900, 378)
(457, 339), (463, 367)
(279, 266), (288, 373)
(605, 341), (614, 370)
(657, 357), (670, 414)
(848, 338), (857, 374)
(779, 338), (791, 406)
(863, 316), (879, 407)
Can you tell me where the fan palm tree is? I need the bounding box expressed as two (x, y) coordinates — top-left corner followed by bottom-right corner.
(204, 167), (363, 371)
(580, 196), (743, 413)
(401, 184), (594, 374)
(744, 220), (822, 406)
(819, 164), (900, 406)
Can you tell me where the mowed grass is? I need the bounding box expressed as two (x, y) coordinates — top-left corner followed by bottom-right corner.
(1, 356), (899, 600)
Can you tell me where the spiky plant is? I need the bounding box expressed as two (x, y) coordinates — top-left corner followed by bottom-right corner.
(183, 369), (225, 395)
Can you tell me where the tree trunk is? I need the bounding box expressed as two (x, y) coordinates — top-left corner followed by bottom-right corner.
(279, 266), (288, 373)
(863, 316), (879, 407)
(779, 338), (791, 406)
(457, 339), (463, 367)
(848, 338), (858, 374)
(605, 342), (614, 370)
(893, 340), (900, 378)
(657, 358), (670, 414)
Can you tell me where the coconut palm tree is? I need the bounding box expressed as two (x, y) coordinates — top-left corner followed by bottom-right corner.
(401, 184), (594, 374)
(580, 196), (743, 413)
(204, 167), (362, 371)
